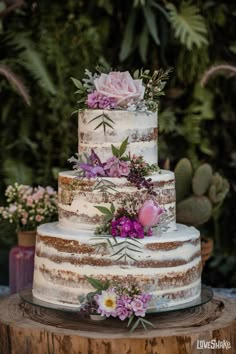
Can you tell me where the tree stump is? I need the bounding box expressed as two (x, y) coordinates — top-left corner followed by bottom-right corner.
(0, 293), (235, 354)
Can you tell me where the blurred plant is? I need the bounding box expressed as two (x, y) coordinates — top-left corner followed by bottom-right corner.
(175, 158), (229, 248)
(0, 183), (58, 231)
(166, 1), (208, 50)
(200, 64), (236, 86)
(0, 64), (30, 104)
(120, 0), (169, 63)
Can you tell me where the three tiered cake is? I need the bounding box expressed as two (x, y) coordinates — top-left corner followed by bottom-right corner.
(33, 70), (201, 309)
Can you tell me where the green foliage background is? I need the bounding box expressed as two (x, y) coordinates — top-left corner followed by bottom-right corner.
(0, 0), (236, 286)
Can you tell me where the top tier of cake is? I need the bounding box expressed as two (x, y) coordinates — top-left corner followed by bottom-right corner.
(78, 110), (158, 165)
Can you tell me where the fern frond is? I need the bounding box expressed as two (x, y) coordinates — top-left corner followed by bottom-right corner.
(0, 64), (30, 105)
(16, 37), (56, 95)
(166, 1), (208, 50)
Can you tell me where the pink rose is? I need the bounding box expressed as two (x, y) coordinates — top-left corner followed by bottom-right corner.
(138, 200), (164, 227)
(94, 71), (145, 107)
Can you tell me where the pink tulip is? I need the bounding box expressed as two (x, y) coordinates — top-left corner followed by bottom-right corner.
(138, 200), (164, 227)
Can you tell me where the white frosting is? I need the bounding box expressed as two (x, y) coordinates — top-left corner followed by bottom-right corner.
(37, 222), (199, 243)
(58, 169), (176, 232)
(78, 109), (158, 165)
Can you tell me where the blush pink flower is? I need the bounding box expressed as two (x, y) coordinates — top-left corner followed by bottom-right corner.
(94, 71), (145, 107)
(131, 298), (146, 317)
(104, 156), (130, 177)
(138, 200), (164, 227)
(35, 215), (44, 222)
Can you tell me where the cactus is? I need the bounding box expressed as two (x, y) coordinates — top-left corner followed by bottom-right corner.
(208, 173), (230, 205)
(192, 163), (213, 196)
(176, 196), (212, 226)
(174, 158), (193, 203)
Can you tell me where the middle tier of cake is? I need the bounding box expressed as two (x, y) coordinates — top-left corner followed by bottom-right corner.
(58, 169), (176, 232)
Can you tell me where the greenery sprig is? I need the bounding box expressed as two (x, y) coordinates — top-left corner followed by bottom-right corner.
(88, 112), (115, 134)
(111, 137), (129, 160)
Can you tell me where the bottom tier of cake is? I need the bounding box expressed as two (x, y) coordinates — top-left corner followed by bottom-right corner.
(32, 222), (201, 309)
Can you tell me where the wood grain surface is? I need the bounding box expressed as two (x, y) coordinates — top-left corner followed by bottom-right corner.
(0, 294), (235, 354)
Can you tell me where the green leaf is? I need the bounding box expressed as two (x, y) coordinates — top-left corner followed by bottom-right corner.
(88, 114), (104, 123)
(142, 5), (160, 45)
(102, 121), (114, 130)
(104, 214), (113, 223)
(150, 1), (170, 21)
(77, 97), (87, 104)
(127, 314), (135, 327)
(119, 137), (129, 157)
(71, 77), (83, 89)
(85, 276), (105, 290)
(111, 144), (120, 157)
(140, 318), (156, 328)
(103, 114), (115, 124)
(119, 12), (137, 61)
(128, 238), (142, 245)
(115, 254), (126, 261)
(94, 121), (105, 131)
(166, 2), (208, 50)
(127, 247), (143, 253)
(127, 254), (139, 262)
(139, 24), (149, 63)
(94, 206), (112, 215)
(110, 203), (115, 214)
(111, 246), (127, 257)
(130, 318), (141, 332)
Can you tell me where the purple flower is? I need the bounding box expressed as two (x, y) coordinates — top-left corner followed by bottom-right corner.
(111, 216), (145, 239)
(104, 156), (130, 177)
(131, 299), (146, 317)
(138, 293), (152, 304)
(90, 149), (104, 167)
(133, 220), (145, 239)
(99, 96), (117, 109)
(86, 90), (117, 109)
(116, 306), (131, 320)
(79, 164), (105, 178)
(79, 149), (106, 178)
(86, 90), (100, 108)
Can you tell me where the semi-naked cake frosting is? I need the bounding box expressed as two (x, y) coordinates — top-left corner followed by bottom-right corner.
(58, 170), (176, 232)
(33, 108), (201, 310)
(33, 223), (201, 308)
(79, 110), (158, 165)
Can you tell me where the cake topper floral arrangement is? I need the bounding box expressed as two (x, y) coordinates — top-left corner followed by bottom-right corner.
(71, 67), (172, 112)
(69, 138), (166, 239)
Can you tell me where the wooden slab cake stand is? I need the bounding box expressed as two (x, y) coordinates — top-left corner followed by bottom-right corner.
(0, 293), (235, 354)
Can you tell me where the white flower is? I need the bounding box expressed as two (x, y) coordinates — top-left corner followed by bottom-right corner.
(95, 289), (117, 317)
